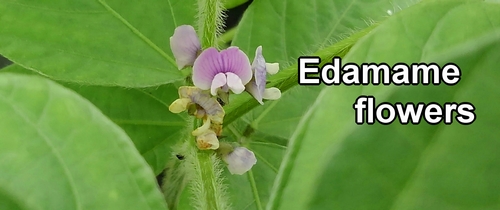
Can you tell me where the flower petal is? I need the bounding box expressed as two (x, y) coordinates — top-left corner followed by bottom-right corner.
(193, 47), (221, 90)
(223, 147), (257, 175)
(263, 87), (281, 100)
(220, 47), (253, 85)
(170, 25), (201, 69)
(253, 47), (267, 91)
(168, 98), (191, 113)
(245, 81), (263, 105)
(265, 63), (280, 75)
(225, 72), (245, 94)
(210, 73), (227, 96)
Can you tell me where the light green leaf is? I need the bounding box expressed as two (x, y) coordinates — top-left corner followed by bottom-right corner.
(0, 0), (196, 87)
(0, 73), (168, 209)
(268, 0), (500, 209)
(2, 64), (186, 175)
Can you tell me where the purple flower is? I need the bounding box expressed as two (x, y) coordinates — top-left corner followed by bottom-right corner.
(170, 25), (201, 69)
(246, 46), (281, 104)
(222, 147), (257, 175)
(192, 47), (253, 96)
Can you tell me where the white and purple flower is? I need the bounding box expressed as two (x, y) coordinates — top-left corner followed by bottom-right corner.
(245, 46), (281, 104)
(192, 47), (253, 96)
(222, 147), (257, 175)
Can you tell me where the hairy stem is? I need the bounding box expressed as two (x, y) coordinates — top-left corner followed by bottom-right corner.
(197, 0), (225, 49)
(189, 1), (229, 209)
(186, 118), (228, 210)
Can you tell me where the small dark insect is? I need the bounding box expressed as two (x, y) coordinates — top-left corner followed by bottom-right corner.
(175, 154), (185, 160)
(216, 97), (225, 106)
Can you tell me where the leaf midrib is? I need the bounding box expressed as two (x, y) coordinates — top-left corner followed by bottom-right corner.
(96, 0), (177, 66)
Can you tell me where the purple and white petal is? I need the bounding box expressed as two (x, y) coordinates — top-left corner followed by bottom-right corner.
(193, 48), (221, 89)
(193, 47), (252, 94)
(223, 147), (257, 175)
(220, 47), (253, 85)
(252, 46), (267, 98)
(170, 25), (201, 69)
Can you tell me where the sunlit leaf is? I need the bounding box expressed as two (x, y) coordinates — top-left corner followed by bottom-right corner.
(0, 73), (168, 210)
(268, 0), (500, 209)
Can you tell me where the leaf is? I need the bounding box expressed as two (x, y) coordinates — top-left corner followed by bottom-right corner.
(268, 0), (500, 209)
(0, 73), (168, 209)
(0, 188), (28, 210)
(224, 0), (419, 125)
(0, 0), (196, 87)
(2, 64), (186, 175)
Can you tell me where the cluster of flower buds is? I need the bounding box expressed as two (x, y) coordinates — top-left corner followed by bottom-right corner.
(168, 25), (281, 174)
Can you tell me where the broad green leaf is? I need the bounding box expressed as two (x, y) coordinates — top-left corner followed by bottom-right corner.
(0, 0), (196, 87)
(0, 73), (168, 209)
(224, 0), (419, 125)
(2, 64), (186, 175)
(268, 0), (500, 209)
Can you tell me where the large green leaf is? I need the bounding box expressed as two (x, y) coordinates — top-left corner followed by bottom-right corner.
(0, 0), (196, 87)
(268, 0), (500, 209)
(2, 64), (186, 175)
(0, 73), (168, 209)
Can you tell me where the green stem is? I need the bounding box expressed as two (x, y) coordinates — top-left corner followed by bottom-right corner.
(247, 170), (263, 210)
(198, 0), (224, 49)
